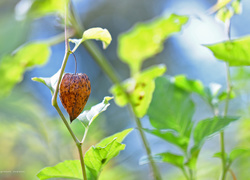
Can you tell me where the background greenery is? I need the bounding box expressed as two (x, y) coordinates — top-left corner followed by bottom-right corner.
(1, 0), (250, 179)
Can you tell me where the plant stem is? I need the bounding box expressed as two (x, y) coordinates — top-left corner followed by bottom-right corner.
(69, 2), (162, 179)
(189, 169), (194, 180)
(220, 131), (226, 180)
(131, 107), (162, 180)
(51, 7), (87, 180)
(77, 143), (87, 180)
(43, 29), (75, 46)
(181, 168), (189, 180)
(220, 20), (233, 180)
(82, 40), (121, 84)
(53, 102), (80, 144)
(229, 169), (237, 180)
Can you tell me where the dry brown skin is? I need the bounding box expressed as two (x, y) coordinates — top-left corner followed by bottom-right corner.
(59, 73), (91, 123)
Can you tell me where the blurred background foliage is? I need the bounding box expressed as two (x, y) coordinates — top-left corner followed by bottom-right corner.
(1, 0), (250, 179)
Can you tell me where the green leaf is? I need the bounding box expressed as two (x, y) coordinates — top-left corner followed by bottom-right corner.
(147, 76), (195, 138)
(192, 116), (240, 150)
(69, 27), (112, 52)
(110, 64), (166, 118)
(82, 28), (112, 49)
(143, 129), (189, 151)
(173, 75), (205, 96)
(77, 96), (113, 127)
(32, 69), (61, 94)
(231, 0), (242, 14)
(84, 128), (133, 178)
(216, 7), (233, 23)
(173, 75), (226, 107)
(118, 14), (188, 74)
(205, 36), (250, 66)
(27, 0), (69, 18)
(218, 90), (235, 101)
(37, 160), (95, 180)
(213, 151), (228, 160)
(208, 0), (232, 14)
(140, 152), (184, 169)
(0, 43), (50, 98)
(229, 148), (250, 163)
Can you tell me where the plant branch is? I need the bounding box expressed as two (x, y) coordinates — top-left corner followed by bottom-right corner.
(220, 20), (233, 180)
(51, 5), (87, 180)
(68, 2), (162, 179)
(181, 167), (190, 180)
(129, 105), (162, 180)
(43, 29), (75, 46)
(81, 126), (89, 144)
(229, 169), (237, 180)
(77, 143), (87, 180)
(53, 103), (79, 144)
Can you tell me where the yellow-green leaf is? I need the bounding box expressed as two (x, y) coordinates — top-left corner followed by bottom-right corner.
(110, 64), (166, 118)
(0, 43), (50, 98)
(205, 36), (250, 66)
(208, 0), (232, 14)
(231, 0), (242, 14)
(82, 28), (112, 49)
(118, 14), (188, 75)
(84, 128), (132, 178)
(216, 7), (233, 23)
(70, 27), (112, 52)
(28, 0), (69, 18)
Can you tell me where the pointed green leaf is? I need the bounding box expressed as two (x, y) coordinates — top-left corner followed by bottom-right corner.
(205, 36), (250, 66)
(143, 129), (189, 151)
(218, 90), (235, 101)
(189, 116), (240, 170)
(27, 0), (69, 18)
(77, 96), (113, 127)
(111, 64), (166, 118)
(213, 151), (228, 160)
(173, 75), (205, 96)
(97, 128), (133, 147)
(147, 76), (195, 137)
(229, 148), (250, 163)
(118, 14), (188, 74)
(70, 28), (112, 52)
(216, 7), (233, 23)
(0, 43), (50, 98)
(193, 116), (239, 151)
(36, 160), (95, 180)
(32, 69), (61, 94)
(208, 0), (232, 14)
(84, 128), (132, 178)
(140, 152), (184, 169)
(231, 0), (242, 14)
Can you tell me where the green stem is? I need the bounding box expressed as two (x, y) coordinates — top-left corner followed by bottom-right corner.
(189, 169), (194, 180)
(69, 2), (162, 179)
(51, 8), (87, 180)
(43, 29), (75, 46)
(53, 102), (80, 144)
(220, 131), (226, 180)
(77, 143), (87, 180)
(181, 167), (190, 180)
(131, 108), (162, 180)
(220, 20), (233, 180)
(81, 127), (89, 143)
(82, 40), (121, 84)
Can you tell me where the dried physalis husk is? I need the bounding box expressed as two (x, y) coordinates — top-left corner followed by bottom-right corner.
(59, 73), (91, 123)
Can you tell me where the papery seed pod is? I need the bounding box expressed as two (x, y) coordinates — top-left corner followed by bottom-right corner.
(59, 73), (91, 123)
